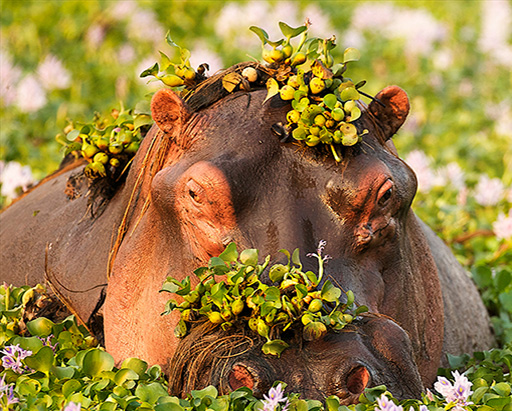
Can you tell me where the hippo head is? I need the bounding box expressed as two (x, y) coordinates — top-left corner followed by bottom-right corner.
(168, 314), (423, 403)
(105, 65), (444, 389)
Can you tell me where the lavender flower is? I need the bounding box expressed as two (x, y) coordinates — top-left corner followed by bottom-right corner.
(404, 150), (435, 193)
(63, 402), (81, 411)
(375, 394), (403, 411)
(493, 209), (512, 241)
(262, 383), (289, 411)
(1, 344), (33, 374)
(0, 374), (19, 406)
(37, 54), (71, 91)
(474, 174), (504, 206)
(434, 371), (473, 410)
(15, 74), (47, 112)
(307, 240), (332, 284)
(0, 160), (34, 199)
(38, 335), (58, 352)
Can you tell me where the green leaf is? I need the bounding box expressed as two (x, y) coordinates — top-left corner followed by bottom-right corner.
(66, 129), (80, 142)
(269, 264), (288, 283)
(321, 281), (342, 302)
(159, 51), (173, 72)
(262, 339), (289, 357)
(209, 257), (229, 273)
(240, 249), (259, 266)
(323, 94), (338, 110)
(219, 242), (238, 263)
(355, 305), (369, 315)
(343, 47), (361, 63)
(165, 30), (179, 48)
(24, 345), (54, 374)
(191, 385), (219, 400)
(62, 379), (82, 398)
(291, 248), (302, 269)
(303, 321), (327, 341)
(114, 368), (139, 386)
(346, 290), (355, 306)
(17, 377), (42, 396)
(140, 62), (159, 78)
(292, 126), (308, 141)
(499, 291), (512, 313)
(279, 22), (307, 39)
(155, 403), (185, 411)
(26, 317), (55, 337)
(249, 26), (269, 44)
(136, 382), (170, 404)
(82, 349), (115, 378)
(295, 284), (308, 299)
(264, 78), (280, 103)
(134, 114), (153, 130)
(340, 87), (361, 102)
(493, 382), (511, 397)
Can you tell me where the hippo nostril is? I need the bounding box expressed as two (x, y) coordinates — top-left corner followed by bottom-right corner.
(228, 364), (255, 390)
(346, 366), (370, 395)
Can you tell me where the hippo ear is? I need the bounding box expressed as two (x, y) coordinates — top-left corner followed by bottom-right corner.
(151, 89), (191, 136)
(368, 86), (410, 140)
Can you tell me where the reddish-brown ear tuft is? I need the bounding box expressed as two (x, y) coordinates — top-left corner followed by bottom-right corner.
(151, 89), (191, 136)
(368, 86), (410, 140)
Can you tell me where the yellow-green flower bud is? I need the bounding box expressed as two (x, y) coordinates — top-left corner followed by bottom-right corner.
(93, 152), (109, 165)
(160, 74), (185, 87)
(286, 110), (300, 124)
(308, 299), (323, 313)
(280, 85), (295, 100)
(310, 77), (325, 94)
(208, 311), (224, 324)
(232, 298), (244, 315)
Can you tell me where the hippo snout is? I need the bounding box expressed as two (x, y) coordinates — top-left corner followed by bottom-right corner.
(168, 314), (423, 403)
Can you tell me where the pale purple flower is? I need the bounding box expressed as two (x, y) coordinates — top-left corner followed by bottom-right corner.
(306, 240), (331, 262)
(117, 43), (137, 65)
(347, 4), (445, 58)
(375, 394), (403, 411)
(0, 374), (19, 406)
(474, 174), (504, 206)
(63, 402), (81, 411)
(38, 335), (58, 352)
(478, 0), (512, 67)
(1, 344), (33, 374)
(0, 50), (21, 107)
(493, 209), (512, 241)
(127, 9), (165, 46)
(433, 162), (465, 190)
(86, 23), (106, 48)
(0, 161), (34, 198)
(16, 74), (47, 112)
(434, 371), (473, 409)
(37, 54), (71, 90)
(404, 150), (435, 193)
(262, 383), (289, 411)
(109, 0), (137, 20)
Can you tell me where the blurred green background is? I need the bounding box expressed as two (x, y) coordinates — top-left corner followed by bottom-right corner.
(1, 0), (511, 343)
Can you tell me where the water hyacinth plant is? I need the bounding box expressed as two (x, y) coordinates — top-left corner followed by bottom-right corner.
(160, 242), (367, 357)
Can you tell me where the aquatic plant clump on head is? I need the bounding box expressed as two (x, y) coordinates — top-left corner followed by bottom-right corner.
(142, 22), (370, 162)
(160, 242), (368, 357)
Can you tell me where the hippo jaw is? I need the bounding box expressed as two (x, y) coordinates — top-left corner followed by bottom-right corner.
(167, 315), (423, 403)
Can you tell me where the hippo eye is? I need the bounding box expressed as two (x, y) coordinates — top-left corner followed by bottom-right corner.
(186, 179), (205, 205)
(377, 179), (394, 206)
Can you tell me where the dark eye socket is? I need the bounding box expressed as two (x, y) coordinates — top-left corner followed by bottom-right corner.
(377, 179), (394, 206)
(186, 180), (204, 204)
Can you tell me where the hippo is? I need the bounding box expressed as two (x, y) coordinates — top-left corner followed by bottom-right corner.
(168, 314), (424, 403)
(0, 61), (494, 398)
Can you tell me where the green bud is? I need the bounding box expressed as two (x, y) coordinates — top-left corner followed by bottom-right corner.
(280, 85), (295, 100)
(160, 74), (185, 87)
(109, 142), (123, 155)
(331, 108), (345, 122)
(310, 125), (321, 136)
(232, 298), (244, 315)
(309, 77), (325, 94)
(291, 52), (306, 66)
(282, 44), (293, 58)
(308, 299), (323, 313)
(208, 311), (224, 324)
(93, 152), (109, 165)
(314, 114), (326, 127)
(109, 158), (120, 168)
(286, 110), (300, 124)
(257, 319), (269, 338)
(96, 137), (109, 151)
(270, 48), (285, 63)
(306, 136), (320, 147)
(82, 143), (99, 160)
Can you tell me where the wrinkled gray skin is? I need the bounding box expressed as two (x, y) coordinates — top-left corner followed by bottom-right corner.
(0, 77), (494, 401)
(168, 314), (424, 403)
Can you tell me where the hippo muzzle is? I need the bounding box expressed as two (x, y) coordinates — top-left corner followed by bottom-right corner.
(168, 314), (423, 404)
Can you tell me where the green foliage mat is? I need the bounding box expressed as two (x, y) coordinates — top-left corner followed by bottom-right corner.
(1, 284), (511, 410)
